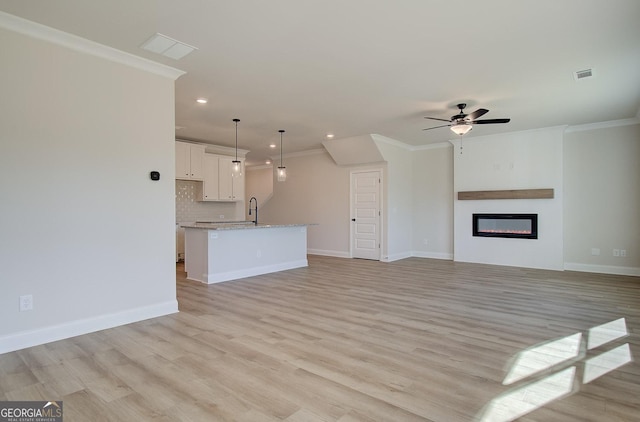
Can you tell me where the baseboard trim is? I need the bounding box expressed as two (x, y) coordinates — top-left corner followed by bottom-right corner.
(308, 249), (351, 258)
(0, 300), (179, 355)
(411, 251), (454, 260)
(382, 252), (412, 262)
(564, 262), (640, 277)
(199, 259), (309, 284)
(307, 250), (454, 261)
(306, 252), (638, 277)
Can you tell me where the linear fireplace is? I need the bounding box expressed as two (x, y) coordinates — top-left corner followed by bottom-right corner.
(473, 213), (538, 239)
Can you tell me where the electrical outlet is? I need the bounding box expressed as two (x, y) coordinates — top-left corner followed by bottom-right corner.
(19, 294), (33, 312)
(591, 248), (600, 256)
(219, 215), (225, 219)
(613, 249), (620, 257)
(423, 239), (429, 246)
(620, 249), (627, 257)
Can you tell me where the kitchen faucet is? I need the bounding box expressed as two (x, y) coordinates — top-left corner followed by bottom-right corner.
(248, 197), (258, 225)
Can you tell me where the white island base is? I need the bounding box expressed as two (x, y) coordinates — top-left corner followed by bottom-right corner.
(184, 224), (308, 284)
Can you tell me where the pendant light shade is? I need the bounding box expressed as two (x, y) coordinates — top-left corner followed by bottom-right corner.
(232, 118), (242, 178)
(450, 123), (472, 136)
(277, 129), (287, 182)
(277, 166), (287, 182)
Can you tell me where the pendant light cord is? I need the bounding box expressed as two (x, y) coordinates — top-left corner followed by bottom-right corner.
(279, 129), (285, 166)
(233, 118), (240, 161)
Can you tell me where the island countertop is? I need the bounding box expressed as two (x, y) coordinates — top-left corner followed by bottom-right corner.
(181, 222), (311, 231)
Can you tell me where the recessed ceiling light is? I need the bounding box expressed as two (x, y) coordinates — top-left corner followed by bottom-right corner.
(269, 143), (277, 148)
(326, 133), (335, 139)
(265, 160), (272, 165)
(196, 98), (208, 104)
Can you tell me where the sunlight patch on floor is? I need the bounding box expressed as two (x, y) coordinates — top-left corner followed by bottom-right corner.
(478, 318), (633, 422)
(502, 333), (582, 385)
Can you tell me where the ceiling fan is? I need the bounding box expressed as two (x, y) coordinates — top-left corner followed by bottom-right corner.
(423, 103), (511, 135)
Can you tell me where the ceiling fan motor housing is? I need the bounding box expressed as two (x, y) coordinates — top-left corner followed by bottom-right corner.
(452, 103), (468, 120)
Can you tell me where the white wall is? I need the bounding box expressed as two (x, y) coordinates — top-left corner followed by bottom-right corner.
(245, 165), (274, 220)
(411, 144), (454, 259)
(0, 22), (179, 353)
(452, 127), (565, 270)
(258, 149), (387, 258)
(258, 136), (415, 261)
(563, 122), (640, 275)
(259, 151), (354, 257)
(373, 136), (413, 261)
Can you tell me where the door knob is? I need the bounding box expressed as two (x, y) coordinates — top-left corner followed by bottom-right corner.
(351, 218), (356, 221)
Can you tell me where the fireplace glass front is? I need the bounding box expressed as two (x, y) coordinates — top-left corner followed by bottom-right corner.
(472, 214), (538, 239)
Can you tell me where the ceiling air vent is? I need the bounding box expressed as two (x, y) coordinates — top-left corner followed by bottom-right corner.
(574, 68), (595, 81)
(141, 33), (197, 60)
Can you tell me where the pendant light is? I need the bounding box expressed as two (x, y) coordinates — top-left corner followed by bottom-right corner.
(231, 118), (242, 178)
(277, 129), (287, 182)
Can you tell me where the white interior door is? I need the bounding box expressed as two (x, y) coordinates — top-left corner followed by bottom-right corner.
(351, 170), (381, 260)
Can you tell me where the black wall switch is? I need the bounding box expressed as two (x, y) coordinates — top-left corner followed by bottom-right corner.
(150, 171), (160, 181)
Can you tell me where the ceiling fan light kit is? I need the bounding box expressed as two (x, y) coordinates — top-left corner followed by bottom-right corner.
(451, 124), (472, 136)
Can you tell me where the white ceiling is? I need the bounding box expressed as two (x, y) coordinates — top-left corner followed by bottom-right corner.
(2, 0), (639, 166)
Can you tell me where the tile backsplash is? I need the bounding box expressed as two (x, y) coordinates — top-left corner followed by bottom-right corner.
(175, 180), (237, 223)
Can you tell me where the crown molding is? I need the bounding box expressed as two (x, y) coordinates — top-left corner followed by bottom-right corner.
(371, 134), (450, 152)
(449, 125), (568, 147)
(246, 164), (273, 171)
(175, 139), (249, 157)
(0, 11), (185, 80)
(565, 117), (640, 133)
(412, 141), (452, 151)
(371, 134), (413, 150)
(270, 148), (327, 160)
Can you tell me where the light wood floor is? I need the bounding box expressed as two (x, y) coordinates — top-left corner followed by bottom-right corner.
(1, 256), (639, 421)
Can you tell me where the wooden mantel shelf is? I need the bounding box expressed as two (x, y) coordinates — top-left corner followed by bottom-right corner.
(457, 188), (554, 200)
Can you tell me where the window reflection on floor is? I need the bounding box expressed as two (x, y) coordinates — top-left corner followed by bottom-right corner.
(477, 318), (633, 422)
(587, 318), (628, 350)
(583, 343), (632, 384)
(502, 333), (582, 385)
(481, 367), (576, 422)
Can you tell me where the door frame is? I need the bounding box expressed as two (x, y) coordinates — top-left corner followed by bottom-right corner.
(350, 168), (384, 260)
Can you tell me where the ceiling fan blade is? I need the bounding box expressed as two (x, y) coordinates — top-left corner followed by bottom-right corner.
(465, 108), (489, 121)
(473, 118), (511, 124)
(424, 117), (452, 122)
(422, 124), (452, 131)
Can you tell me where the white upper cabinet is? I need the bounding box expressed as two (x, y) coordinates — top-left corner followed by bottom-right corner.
(175, 141), (205, 180)
(218, 156), (245, 201)
(199, 154), (245, 202)
(200, 153), (220, 200)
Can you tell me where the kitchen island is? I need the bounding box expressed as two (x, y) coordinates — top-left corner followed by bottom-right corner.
(181, 222), (309, 283)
